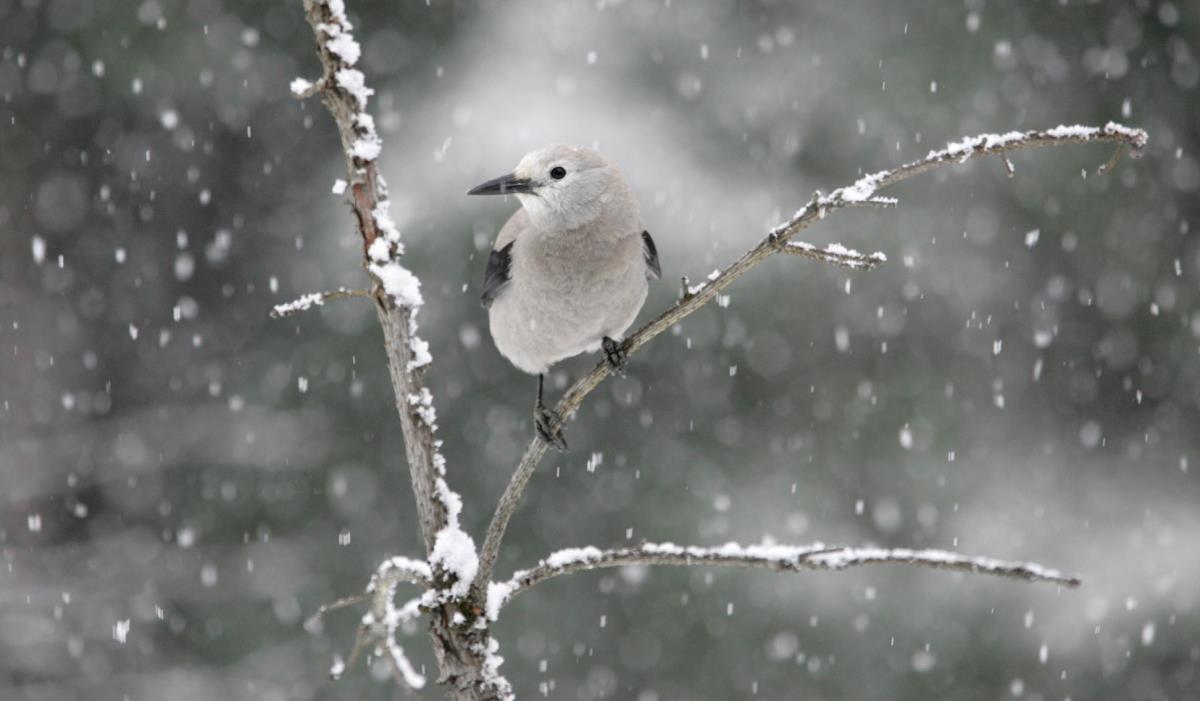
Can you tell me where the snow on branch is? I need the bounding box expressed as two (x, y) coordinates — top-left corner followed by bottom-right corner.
(269, 287), (372, 318)
(487, 542), (1080, 618)
(779, 240), (887, 270)
(296, 3), (506, 697)
(304, 554), (430, 687)
(296, 0), (462, 562)
(473, 121), (1148, 593)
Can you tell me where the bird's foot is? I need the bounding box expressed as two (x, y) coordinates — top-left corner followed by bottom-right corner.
(602, 336), (628, 377)
(535, 403), (568, 451)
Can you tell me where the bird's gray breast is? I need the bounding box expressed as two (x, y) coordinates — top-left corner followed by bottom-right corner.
(487, 229), (648, 374)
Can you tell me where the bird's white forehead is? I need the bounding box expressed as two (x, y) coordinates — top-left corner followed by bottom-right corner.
(513, 145), (600, 179)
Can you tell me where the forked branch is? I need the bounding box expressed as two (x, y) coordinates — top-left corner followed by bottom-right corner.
(473, 122), (1148, 593)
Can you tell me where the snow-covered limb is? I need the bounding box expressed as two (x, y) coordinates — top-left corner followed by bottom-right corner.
(269, 287), (372, 318)
(779, 240), (887, 270)
(298, 1), (497, 698)
(474, 121), (1148, 593)
(298, 0), (456, 559)
(488, 542), (1080, 617)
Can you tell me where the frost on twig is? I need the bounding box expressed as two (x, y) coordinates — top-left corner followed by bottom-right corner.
(474, 121), (1148, 593)
(780, 241), (887, 270)
(269, 287), (372, 318)
(314, 555), (431, 687)
(487, 542), (1081, 619)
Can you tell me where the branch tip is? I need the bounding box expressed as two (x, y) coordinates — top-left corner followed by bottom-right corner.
(1096, 143), (1126, 176)
(270, 288), (373, 318)
(305, 592), (367, 632)
(290, 76), (326, 99)
(782, 241), (887, 270)
(679, 275), (694, 301)
(999, 154), (1015, 177)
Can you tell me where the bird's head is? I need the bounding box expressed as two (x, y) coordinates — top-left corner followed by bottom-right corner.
(467, 145), (629, 231)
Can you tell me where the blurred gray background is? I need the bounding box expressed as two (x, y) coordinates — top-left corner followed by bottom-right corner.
(2, 0), (1199, 699)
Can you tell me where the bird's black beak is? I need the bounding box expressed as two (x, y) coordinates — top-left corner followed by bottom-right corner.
(467, 172), (533, 196)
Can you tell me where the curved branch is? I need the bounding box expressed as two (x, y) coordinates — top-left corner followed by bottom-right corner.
(473, 122), (1148, 593)
(487, 542), (1080, 617)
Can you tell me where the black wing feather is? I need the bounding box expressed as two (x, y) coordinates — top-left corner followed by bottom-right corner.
(481, 242), (513, 308)
(641, 230), (661, 280)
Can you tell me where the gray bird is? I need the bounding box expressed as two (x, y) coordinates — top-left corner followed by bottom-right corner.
(468, 145), (661, 449)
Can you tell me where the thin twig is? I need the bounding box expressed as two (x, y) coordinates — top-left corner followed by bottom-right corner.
(678, 275), (692, 302)
(334, 622), (371, 680)
(487, 542), (1081, 617)
(1097, 142), (1126, 175)
(270, 287), (373, 318)
(290, 76), (326, 99)
(304, 592), (367, 632)
(779, 241), (887, 270)
(999, 154), (1015, 177)
(472, 122), (1148, 594)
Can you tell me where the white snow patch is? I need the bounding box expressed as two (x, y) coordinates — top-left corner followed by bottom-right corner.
(335, 68), (374, 109)
(429, 527), (478, 599)
(409, 336), (432, 370)
(290, 77), (314, 97)
(373, 202), (401, 243)
(370, 261), (423, 307)
(352, 134), (382, 162)
(545, 546), (605, 569)
(367, 237), (391, 263)
(408, 387), (438, 427)
(839, 170), (887, 201)
(486, 581), (515, 621)
(326, 33), (361, 66)
(272, 292), (326, 316)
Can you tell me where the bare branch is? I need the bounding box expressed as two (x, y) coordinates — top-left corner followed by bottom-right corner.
(304, 592), (366, 633)
(270, 287), (373, 318)
(1097, 142), (1126, 176)
(487, 542), (1080, 616)
(473, 122), (1148, 593)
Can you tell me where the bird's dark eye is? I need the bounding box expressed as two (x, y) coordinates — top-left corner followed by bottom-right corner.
(550, 166), (566, 180)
